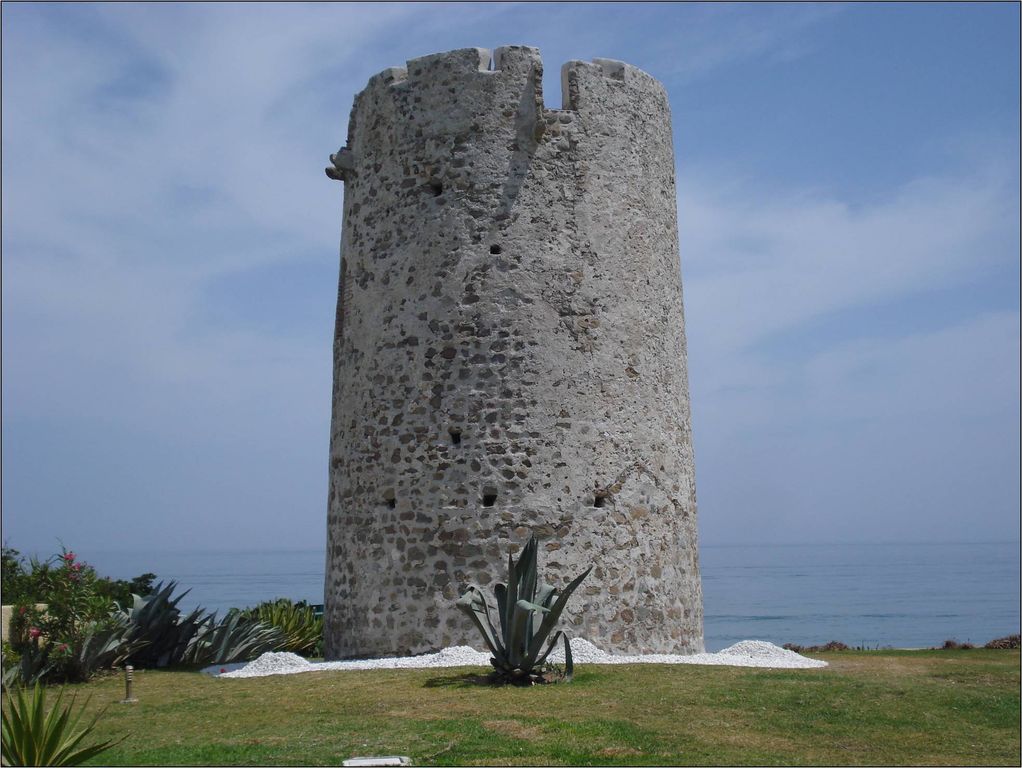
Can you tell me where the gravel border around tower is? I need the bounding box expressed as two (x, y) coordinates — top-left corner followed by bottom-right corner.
(203, 639), (826, 679)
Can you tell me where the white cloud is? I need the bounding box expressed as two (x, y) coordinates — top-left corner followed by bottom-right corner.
(681, 167), (1018, 357)
(681, 165), (1020, 543)
(643, 4), (841, 81)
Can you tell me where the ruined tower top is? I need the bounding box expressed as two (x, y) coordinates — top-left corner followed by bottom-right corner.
(326, 45), (673, 182)
(324, 46), (701, 659)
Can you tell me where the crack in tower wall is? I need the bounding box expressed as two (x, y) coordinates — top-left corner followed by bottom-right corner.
(325, 46), (703, 659)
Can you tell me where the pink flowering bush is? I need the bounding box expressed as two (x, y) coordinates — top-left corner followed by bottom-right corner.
(6, 548), (131, 683)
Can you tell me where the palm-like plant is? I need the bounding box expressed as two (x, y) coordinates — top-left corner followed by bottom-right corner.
(1, 683), (123, 766)
(456, 535), (591, 685)
(248, 599), (323, 657)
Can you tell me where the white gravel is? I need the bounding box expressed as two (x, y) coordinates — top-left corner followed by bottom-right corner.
(203, 639), (826, 679)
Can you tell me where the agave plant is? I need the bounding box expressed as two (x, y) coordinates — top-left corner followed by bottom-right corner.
(456, 535), (591, 685)
(1, 665), (21, 692)
(1, 683), (124, 766)
(182, 610), (286, 666)
(2, 643), (52, 690)
(68, 616), (147, 681)
(117, 582), (207, 668)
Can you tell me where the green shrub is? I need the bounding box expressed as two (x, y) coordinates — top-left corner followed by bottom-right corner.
(782, 640), (850, 653)
(183, 610), (286, 665)
(1, 546), (155, 614)
(94, 572), (157, 610)
(3, 548), (284, 680)
(1, 548), (55, 608)
(1, 683), (123, 766)
(246, 599), (323, 657)
(2, 547), (159, 685)
(6, 604), (45, 652)
(1, 642), (51, 692)
(66, 615), (146, 681)
(116, 582), (207, 669)
(940, 639), (975, 650)
(1, 642), (18, 669)
(117, 582), (286, 668)
(1, 548), (32, 607)
(5, 551), (121, 684)
(456, 535), (591, 685)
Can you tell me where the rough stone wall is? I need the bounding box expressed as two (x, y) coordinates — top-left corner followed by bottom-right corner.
(324, 46), (702, 659)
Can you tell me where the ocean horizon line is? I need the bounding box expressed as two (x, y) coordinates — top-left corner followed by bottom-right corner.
(6, 538), (1020, 559)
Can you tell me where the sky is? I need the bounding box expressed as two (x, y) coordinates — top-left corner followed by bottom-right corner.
(2, 3), (1019, 556)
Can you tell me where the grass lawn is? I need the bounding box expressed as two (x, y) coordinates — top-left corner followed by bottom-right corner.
(13, 649), (1019, 766)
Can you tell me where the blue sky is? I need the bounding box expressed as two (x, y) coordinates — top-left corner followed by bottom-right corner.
(2, 3), (1019, 554)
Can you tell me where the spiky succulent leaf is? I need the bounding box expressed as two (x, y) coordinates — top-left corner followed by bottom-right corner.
(1, 684), (124, 767)
(183, 610), (285, 665)
(536, 583), (557, 609)
(506, 598), (533, 667)
(534, 629), (563, 668)
(116, 582), (208, 668)
(522, 539), (541, 640)
(516, 600), (551, 614)
(520, 538), (538, 602)
(504, 551), (521, 651)
(455, 588), (504, 660)
(11, 644), (52, 688)
(525, 565), (593, 664)
(70, 616), (147, 681)
(563, 633), (574, 682)
(493, 583), (508, 637)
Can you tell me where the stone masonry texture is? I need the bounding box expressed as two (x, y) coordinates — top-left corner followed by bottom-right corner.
(324, 46), (703, 659)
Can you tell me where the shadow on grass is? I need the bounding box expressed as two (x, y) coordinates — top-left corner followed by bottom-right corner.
(422, 672), (495, 688)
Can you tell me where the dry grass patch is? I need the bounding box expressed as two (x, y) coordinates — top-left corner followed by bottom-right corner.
(482, 720), (544, 740)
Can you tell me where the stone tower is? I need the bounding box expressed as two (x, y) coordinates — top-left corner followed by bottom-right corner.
(324, 46), (702, 659)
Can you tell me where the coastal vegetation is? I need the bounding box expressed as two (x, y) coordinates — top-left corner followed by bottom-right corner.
(242, 599), (323, 657)
(17, 647), (1019, 766)
(0, 547), (308, 688)
(2, 546), (157, 611)
(0, 546), (321, 766)
(3, 544), (1018, 765)
(1, 684), (122, 767)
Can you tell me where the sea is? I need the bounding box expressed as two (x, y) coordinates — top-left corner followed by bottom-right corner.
(80, 541), (1019, 652)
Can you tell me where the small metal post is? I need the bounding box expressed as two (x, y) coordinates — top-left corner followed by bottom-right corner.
(120, 664), (138, 704)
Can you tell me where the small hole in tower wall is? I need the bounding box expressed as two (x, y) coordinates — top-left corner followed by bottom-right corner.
(594, 494), (608, 508)
(449, 428), (462, 446)
(427, 179), (443, 196)
(482, 491), (498, 507)
(489, 244), (503, 255)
